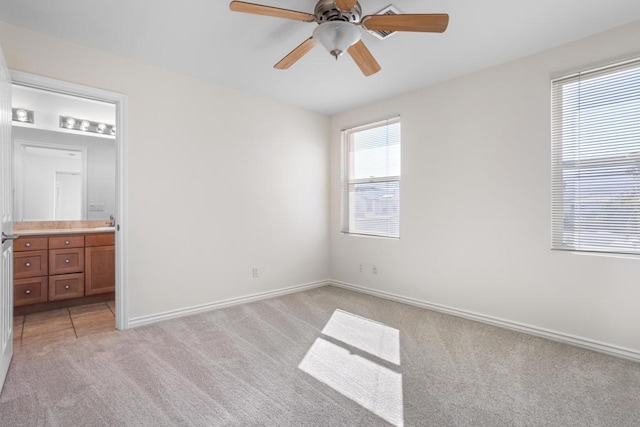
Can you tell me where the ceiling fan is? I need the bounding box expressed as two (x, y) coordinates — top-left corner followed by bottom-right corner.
(229, 0), (449, 76)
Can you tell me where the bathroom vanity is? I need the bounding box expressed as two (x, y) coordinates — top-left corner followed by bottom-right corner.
(13, 222), (115, 315)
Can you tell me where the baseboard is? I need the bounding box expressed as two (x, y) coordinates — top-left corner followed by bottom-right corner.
(127, 280), (329, 329)
(126, 277), (640, 363)
(329, 280), (640, 363)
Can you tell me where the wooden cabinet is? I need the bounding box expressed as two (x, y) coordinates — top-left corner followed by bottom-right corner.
(13, 232), (114, 309)
(85, 233), (115, 296)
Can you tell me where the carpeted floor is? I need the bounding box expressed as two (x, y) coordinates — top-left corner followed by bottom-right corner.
(1, 285), (639, 426)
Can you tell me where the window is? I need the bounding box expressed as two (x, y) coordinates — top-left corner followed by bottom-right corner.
(342, 117), (401, 238)
(551, 58), (640, 255)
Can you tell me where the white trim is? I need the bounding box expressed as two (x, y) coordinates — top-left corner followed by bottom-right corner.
(128, 280), (329, 328)
(329, 280), (640, 363)
(10, 70), (129, 330)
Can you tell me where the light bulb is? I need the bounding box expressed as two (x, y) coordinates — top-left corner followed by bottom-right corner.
(16, 109), (28, 122)
(80, 120), (90, 131)
(65, 117), (76, 128)
(97, 123), (107, 133)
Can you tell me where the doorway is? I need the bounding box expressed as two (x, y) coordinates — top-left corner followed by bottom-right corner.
(10, 71), (127, 331)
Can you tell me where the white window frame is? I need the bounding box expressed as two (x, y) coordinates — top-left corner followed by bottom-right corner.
(551, 57), (640, 255)
(341, 117), (401, 239)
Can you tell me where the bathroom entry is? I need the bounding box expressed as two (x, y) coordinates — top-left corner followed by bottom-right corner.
(10, 78), (123, 334)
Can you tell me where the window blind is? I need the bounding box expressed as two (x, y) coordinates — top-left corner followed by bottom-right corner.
(551, 58), (640, 254)
(342, 117), (401, 238)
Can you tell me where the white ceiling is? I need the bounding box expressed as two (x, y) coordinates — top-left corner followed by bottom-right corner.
(1, 0), (640, 115)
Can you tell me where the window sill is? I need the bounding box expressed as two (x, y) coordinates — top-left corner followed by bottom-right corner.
(552, 248), (640, 260)
(341, 231), (400, 240)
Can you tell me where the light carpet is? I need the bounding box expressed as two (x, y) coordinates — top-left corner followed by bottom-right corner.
(1, 285), (639, 426)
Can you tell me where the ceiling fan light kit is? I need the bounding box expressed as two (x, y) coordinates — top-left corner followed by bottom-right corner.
(229, 0), (449, 76)
(313, 21), (362, 59)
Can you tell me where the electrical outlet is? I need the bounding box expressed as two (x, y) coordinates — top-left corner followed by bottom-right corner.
(359, 263), (363, 273)
(372, 265), (378, 275)
(252, 267), (259, 278)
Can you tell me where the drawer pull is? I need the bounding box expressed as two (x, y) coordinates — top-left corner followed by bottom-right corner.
(65, 285), (70, 289)
(65, 240), (70, 245)
(24, 289), (31, 294)
(65, 259), (70, 263)
(25, 262), (31, 267)
(25, 242), (31, 247)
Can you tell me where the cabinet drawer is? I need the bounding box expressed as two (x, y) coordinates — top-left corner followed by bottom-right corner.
(14, 277), (48, 306)
(14, 251), (48, 279)
(49, 273), (85, 301)
(49, 235), (84, 249)
(85, 233), (115, 247)
(49, 248), (84, 275)
(14, 236), (48, 252)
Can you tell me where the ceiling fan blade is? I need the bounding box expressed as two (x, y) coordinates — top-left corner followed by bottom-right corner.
(274, 37), (317, 70)
(334, 0), (357, 11)
(347, 40), (381, 76)
(362, 14), (449, 33)
(229, 1), (315, 22)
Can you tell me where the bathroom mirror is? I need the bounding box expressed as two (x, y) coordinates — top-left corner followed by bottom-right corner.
(13, 130), (116, 221)
(15, 141), (87, 220)
(12, 84), (116, 222)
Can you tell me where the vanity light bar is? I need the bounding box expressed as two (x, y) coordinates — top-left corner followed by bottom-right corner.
(59, 115), (116, 136)
(12, 108), (35, 124)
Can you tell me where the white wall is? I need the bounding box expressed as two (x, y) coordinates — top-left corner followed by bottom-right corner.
(13, 127), (116, 220)
(330, 20), (640, 354)
(0, 22), (330, 320)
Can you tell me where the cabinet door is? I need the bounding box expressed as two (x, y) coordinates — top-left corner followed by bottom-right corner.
(85, 246), (115, 296)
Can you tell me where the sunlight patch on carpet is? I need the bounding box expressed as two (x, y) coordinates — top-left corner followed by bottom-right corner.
(299, 310), (404, 426)
(321, 309), (400, 365)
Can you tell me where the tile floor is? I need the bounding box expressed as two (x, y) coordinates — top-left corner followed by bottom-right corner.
(13, 301), (115, 348)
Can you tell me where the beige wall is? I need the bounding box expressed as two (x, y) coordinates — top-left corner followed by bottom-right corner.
(330, 20), (640, 354)
(0, 22), (330, 320)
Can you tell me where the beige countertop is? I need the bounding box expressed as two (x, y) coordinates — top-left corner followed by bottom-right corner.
(13, 220), (115, 236)
(15, 227), (115, 236)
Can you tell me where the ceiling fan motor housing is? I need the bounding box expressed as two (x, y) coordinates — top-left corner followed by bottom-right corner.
(314, 0), (362, 23)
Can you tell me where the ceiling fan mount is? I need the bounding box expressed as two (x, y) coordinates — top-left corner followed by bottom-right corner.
(229, 0), (449, 76)
(314, 0), (362, 24)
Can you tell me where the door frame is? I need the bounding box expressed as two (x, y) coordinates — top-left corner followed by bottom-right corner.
(11, 70), (129, 330)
